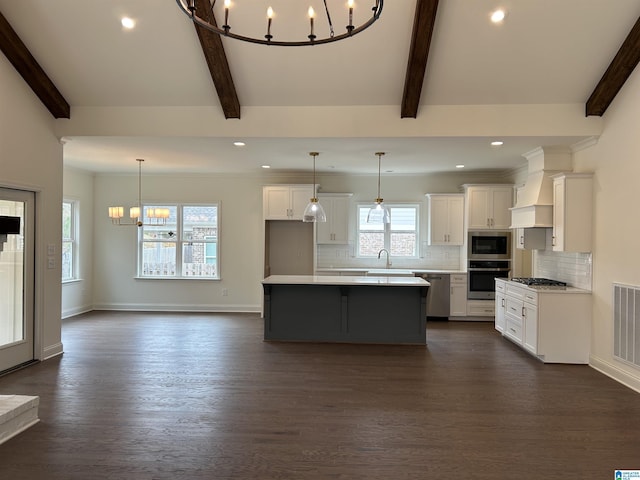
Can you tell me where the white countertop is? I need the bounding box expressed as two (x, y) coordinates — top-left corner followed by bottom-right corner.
(315, 268), (465, 275)
(263, 275), (430, 286)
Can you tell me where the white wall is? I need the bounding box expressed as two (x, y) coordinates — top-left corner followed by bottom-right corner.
(0, 54), (64, 360)
(89, 169), (516, 311)
(572, 64), (640, 391)
(62, 167), (95, 318)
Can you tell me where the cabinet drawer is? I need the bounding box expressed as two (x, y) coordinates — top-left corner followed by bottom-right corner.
(495, 280), (506, 294)
(523, 291), (538, 304)
(506, 283), (526, 299)
(505, 297), (523, 318)
(505, 317), (523, 344)
(467, 301), (495, 316)
(451, 274), (467, 284)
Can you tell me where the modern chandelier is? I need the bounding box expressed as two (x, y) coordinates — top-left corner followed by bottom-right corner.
(108, 159), (170, 227)
(176, 0), (384, 47)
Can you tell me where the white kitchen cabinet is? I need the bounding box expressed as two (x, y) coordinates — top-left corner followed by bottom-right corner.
(449, 273), (467, 317)
(551, 173), (593, 252)
(263, 185), (314, 220)
(494, 279), (506, 333)
(467, 300), (495, 317)
(465, 185), (513, 230)
(515, 227), (547, 250)
(316, 194), (352, 244)
(495, 279), (591, 363)
(426, 194), (464, 245)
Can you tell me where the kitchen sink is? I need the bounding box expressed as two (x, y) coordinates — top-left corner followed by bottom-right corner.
(366, 269), (416, 277)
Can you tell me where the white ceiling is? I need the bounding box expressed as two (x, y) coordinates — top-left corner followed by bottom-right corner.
(2, 0), (639, 174)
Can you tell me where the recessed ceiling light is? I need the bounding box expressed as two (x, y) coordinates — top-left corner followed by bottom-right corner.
(491, 141), (504, 146)
(456, 164), (465, 169)
(121, 17), (136, 29)
(233, 141), (246, 147)
(490, 9), (506, 23)
(261, 165), (271, 169)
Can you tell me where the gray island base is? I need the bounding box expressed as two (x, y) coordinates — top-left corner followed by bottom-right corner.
(262, 275), (430, 345)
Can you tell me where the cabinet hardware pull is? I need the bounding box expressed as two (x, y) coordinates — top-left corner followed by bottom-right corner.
(501, 298), (505, 307)
(509, 328), (516, 333)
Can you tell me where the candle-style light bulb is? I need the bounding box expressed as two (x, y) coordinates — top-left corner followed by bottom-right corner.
(308, 6), (315, 40)
(266, 6), (273, 40)
(348, 0), (354, 27)
(223, 0), (230, 30)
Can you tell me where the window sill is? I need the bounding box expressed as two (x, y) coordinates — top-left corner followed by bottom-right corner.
(62, 278), (83, 285)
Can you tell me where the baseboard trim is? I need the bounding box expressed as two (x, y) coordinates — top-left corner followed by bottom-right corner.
(42, 342), (64, 360)
(590, 355), (640, 394)
(92, 303), (262, 313)
(62, 305), (93, 319)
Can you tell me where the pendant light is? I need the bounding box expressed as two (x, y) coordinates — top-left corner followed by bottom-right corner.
(367, 152), (390, 224)
(302, 152), (326, 223)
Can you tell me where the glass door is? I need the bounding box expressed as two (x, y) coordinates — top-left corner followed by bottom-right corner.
(0, 187), (35, 372)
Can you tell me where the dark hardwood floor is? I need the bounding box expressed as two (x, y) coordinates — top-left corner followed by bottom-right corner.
(0, 311), (639, 479)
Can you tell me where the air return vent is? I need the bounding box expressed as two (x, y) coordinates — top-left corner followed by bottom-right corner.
(613, 283), (640, 368)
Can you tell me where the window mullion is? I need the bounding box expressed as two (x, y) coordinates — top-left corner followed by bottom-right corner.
(176, 205), (183, 277)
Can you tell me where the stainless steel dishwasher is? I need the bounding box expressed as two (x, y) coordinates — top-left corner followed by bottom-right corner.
(419, 273), (450, 319)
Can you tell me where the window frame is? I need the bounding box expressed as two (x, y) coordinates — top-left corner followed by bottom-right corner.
(137, 203), (220, 280)
(62, 199), (79, 282)
(356, 203), (420, 259)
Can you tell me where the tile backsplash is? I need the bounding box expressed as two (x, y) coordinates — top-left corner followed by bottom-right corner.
(316, 244), (462, 271)
(534, 248), (592, 290)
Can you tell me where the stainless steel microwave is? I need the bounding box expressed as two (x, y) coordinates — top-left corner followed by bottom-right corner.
(468, 231), (512, 260)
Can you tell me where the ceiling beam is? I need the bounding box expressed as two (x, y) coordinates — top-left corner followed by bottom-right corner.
(401, 0), (439, 119)
(586, 16), (640, 117)
(0, 10), (70, 119)
(192, 0), (241, 119)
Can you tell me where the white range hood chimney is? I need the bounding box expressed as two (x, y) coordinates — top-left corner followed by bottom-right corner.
(510, 146), (572, 228)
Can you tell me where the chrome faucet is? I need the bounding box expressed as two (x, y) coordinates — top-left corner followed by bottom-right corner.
(377, 248), (392, 268)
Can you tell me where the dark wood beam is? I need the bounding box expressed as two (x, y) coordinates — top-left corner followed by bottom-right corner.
(192, 0), (241, 119)
(0, 10), (70, 119)
(586, 16), (640, 117)
(401, 0), (439, 119)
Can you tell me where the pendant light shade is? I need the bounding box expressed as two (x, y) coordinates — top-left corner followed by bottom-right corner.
(367, 152), (390, 224)
(303, 152), (326, 223)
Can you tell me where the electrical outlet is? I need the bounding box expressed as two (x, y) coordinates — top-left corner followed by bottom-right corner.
(222, 289), (228, 296)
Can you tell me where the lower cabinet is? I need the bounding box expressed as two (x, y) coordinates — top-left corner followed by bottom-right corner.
(495, 279), (591, 363)
(494, 280), (506, 333)
(449, 274), (467, 317)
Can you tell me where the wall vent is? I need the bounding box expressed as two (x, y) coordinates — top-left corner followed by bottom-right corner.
(613, 283), (640, 368)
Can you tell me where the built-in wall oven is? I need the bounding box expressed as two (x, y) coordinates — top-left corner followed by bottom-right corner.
(467, 260), (511, 300)
(467, 231), (512, 300)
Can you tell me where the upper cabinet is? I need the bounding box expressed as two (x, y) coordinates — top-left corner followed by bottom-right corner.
(551, 173), (593, 252)
(515, 227), (547, 250)
(465, 185), (514, 230)
(263, 185), (314, 220)
(316, 193), (353, 244)
(426, 194), (464, 245)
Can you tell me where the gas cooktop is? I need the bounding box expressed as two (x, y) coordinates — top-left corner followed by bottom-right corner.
(511, 277), (567, 287)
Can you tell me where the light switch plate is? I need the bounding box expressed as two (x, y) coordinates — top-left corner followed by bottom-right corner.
(47, 244), (55, 256)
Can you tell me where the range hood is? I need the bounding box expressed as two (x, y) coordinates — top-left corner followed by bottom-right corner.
(510, 146), (572, 228)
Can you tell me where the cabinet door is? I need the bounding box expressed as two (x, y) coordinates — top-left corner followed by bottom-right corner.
(450, 283), (467, 317)
(264, 186), (292, 220)
(552, 178), (565, 251)
(490, 187), (513, 229)
(317, 196), (351, 244)
(290, 186), (314, 220)
(523, 302), (538, 354)
(467, 188), (491, 230)
(448, 195), (464, 244)
(428, 196), (450, 245)
(495, 291), (506, 333)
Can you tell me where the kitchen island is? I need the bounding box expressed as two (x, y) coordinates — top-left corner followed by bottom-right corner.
(262, 275), (430, 344)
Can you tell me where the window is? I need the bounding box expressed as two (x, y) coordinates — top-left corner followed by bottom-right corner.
(139, 204), (219, 279)
(62, 200), (78, 281)
(357, 204), (418, 257)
